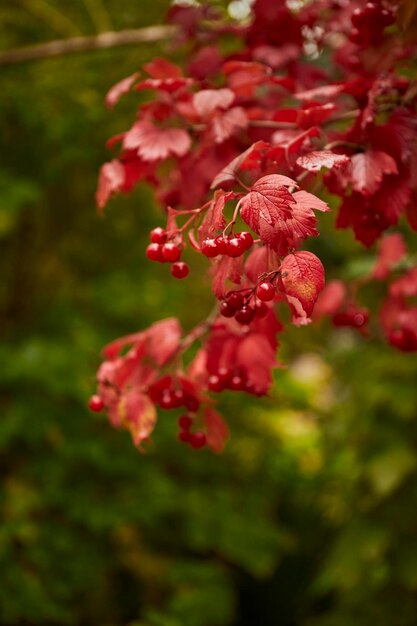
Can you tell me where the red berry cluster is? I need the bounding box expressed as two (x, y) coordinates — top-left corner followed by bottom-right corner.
(177, 415), (207, 449)
(148, 376), (200, 412)
(220, 280), (276, 325)
(201, 231), (253, 258)
(207, 367), (264, 396)
(350, 2), (394, 46)
(146, 227), (190, 279)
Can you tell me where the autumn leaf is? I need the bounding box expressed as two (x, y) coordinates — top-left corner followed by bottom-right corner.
(96, 160), (125, 211)
(372, 233), (407, 280)
(210, 140), (269, 189)
(105, 72), (140, 108)
(296, 150), (350, 172)
(123, 121), (191, 161)
(350, 150), (398, 195)
(205, 407), (229, 453)
(193, 88), (235, 117)
(280, 251), (325, 325)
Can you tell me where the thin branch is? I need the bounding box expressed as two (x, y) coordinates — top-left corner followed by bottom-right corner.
(0, 25), (178, 66)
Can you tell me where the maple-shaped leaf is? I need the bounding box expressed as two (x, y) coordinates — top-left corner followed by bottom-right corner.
(198, 190), (237, 242)
(96, 159), (125, 210)
(193, 88), (235, 117)
(204, 407), (229, 453)
(296, 150), (350, 172)
(350, 150), (398, 195)
(240, 174), (297, 231)
(118, 390), (157, 447)
(210, 140), (269, 189)
(123, 122), (191, 161)
(105, 72), (139, 108)
(211, 107), (248, 144)
(372, 233), (407, 280)
(280, 251), (325, 325)
(211, 255), (243, 298)
(313, 280), (346, 319)
(240, 177), (328, 255)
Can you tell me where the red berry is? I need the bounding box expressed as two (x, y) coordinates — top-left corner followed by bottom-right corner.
(215, 235), (229, 255)
(235, 305), (255, 325)
(191, 431), (207, 449)
(184, 395), (200, 412)
(172, 389), (185, 407)
(217, 367), (232, 384)
(150, 227), (167, 244)
(227, 237), (245, 257)
(160, 391), (176, 409)
(256, 282), (275, 302)
(227, 291), (245, 310)
(171, 261), (189, 279)
(237, 231), (254, 251)
(179, 429), (192, 443)
(162, 242), (181, 262)
(229, 375), (244, 391)
(88, 395), (104, 412)
(351, 8), (364, 27)
(146, 243), (163, 262)
(178, 415), (193, 430)
(201, 238), (219, 258)
(207, 374), (224, 392)
(254, 301), (268, 318)
(220, 301), (235, 318)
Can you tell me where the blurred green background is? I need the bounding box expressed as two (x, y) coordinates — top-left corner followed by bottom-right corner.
(2, 2), (417, 625)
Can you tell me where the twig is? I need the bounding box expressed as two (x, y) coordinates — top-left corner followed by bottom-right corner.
(0, 25), (178, 66)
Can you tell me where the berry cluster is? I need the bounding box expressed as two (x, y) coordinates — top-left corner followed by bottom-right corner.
(177, 415), (207, 449)
(148, 376), (200, 413)
(207, 367), (264, 396)
(220, 280), (276, 325)
(201, 231), (253, 258)
(146, 227), (190, 279)
(350, 2), (394, 46)
(333, 306), (369, 329)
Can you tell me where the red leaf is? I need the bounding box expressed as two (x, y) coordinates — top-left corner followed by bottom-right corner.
(240, 177), (327, 255)
(198, 190), (237, 242)
(145, 318), (182, 366)
(236, 333), (277, 393)
(143, 57), (183, 78)
(211, 255), (243, 298)
(96, 160), (125, 211)
(193, 88), (235, 117)
(296, 150), (350, 172)
(123, 121), (191, 161)
(280, 251), (325, 325)
(350, 150), (398, 195)
(105, 72), (139, 108)
(210, 140), (269, 189)
(211, 107), (248, 144)
(295, 84), (344, 101)
(245, 246), (279, 284)
(204, 407), (229, 453)
(372, 233), (407, 280)
(136, 77), (193, 93)
(313, 280), (346, 319)
(240, 174), (297, 231)
(390, 267), (417, 298)
(270, 127), (320, 156)
(118, 390), (157, 447)
(292, 190), (330, 213)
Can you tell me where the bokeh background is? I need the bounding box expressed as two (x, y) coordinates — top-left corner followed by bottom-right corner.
(2, 1), (417, 625)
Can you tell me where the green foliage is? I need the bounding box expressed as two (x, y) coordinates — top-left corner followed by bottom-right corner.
(2, 2), (417, 625)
